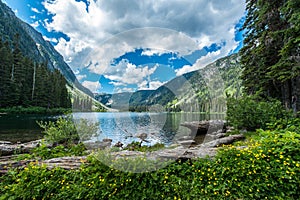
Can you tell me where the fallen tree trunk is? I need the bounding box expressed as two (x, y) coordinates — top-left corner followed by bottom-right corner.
(200, 134), (245, 148)
(0, 140), (45, 156)
(0, 156), (87, 174)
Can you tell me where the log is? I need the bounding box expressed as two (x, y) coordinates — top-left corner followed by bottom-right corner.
(200, 134), (245, 148)
(0, 156), (87, 174)
(0, 140), (45, 156)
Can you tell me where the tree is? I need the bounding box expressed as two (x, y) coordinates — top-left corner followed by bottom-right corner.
(241, 0), (300, 111)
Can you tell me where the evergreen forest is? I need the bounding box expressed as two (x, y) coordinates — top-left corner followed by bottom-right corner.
(240, 0), (299, 109)
(0, 36), (71, 109)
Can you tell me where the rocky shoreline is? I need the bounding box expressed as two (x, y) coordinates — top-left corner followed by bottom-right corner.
(0, 120), (245, 174)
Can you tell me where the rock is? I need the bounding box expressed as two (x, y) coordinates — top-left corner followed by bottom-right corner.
(136, 133), (148, 140)
(102, 138), (113, 143)
(215, 133), (226, 138)
(112, 150), (145, 159)
(177, 136), (193, 141)
(83, 141), (111, 150)
(114, 141), (123, 148)
(177, 140), (196, 146)
(181, 120), (226, 135)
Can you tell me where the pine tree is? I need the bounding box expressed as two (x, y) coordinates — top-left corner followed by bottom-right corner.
(241, 0), (300, 110)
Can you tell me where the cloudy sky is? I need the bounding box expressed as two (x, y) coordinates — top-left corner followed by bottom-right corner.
(5, 0), (246, 94)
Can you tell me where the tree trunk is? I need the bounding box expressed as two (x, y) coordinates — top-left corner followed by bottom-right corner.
(31, 62), (36, 100)
(282, 80), (291, 110)
(292, 76), (300, 113)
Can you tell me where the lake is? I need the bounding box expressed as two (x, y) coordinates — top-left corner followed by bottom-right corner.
(0, 114), (58, 143)
(0, 112), (225, 145)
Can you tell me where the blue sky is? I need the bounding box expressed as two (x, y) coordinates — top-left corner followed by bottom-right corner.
(4, 0), (246, 94)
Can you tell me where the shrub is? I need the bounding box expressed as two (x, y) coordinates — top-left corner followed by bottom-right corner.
(226, 96), (285, 131)
(37, 116), (99, 145)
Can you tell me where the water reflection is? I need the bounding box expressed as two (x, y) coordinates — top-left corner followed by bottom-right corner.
(73, 112), (225, 146)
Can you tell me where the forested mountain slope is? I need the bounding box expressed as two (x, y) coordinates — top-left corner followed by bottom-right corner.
(96, 53), (242, 112)
(0, 0), (92, 97)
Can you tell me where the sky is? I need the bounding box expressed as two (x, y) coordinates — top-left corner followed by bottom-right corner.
(4, 0), (246, 94)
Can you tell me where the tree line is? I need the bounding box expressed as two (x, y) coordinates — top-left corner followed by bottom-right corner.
(0, 36), (71, 109)
(241, 0), (299, 110)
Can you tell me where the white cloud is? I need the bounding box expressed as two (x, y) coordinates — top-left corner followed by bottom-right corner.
(31, 7), (41, 14)
(41, 0), (246, 93)
(42, 0), (245, 70)
(100, 59), (157, 85)
(141, 49), (169, 56)
(82, 80), (101, 93)
(30, 21), (39, 28)
(42, 36), (58, 43)
(76, 74), (87, 81)
(138, 80), (167, 90)
(175, 50), (222, 76)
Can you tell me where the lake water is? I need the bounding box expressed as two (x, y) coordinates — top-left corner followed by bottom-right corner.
(0, 114), (58, 143)
(0, 112), (225, 145)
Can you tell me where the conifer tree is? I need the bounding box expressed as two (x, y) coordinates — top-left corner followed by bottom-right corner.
(241, 0), (300, 110)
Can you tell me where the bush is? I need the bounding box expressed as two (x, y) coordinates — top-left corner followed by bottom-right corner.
(37, 116), (99, 145)
(226, 96), (285, 131)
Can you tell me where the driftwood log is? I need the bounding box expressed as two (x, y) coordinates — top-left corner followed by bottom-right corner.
(0, 140), (45, 156)
(0, 156), (88, 174)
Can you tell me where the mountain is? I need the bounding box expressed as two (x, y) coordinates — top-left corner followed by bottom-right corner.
(96, 53), (242, 112)
(0, 0), (92, 97)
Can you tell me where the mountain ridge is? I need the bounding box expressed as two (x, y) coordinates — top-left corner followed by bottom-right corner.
(96, 53), (242, 112)
(0, 0), (92, 97)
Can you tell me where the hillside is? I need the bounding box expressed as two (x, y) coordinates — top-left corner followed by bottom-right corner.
(96, 53), (242, 112)
(0, 0), (92, 97)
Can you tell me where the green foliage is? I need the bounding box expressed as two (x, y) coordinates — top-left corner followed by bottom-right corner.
(226, 96), (285, 131)
(16, 143), (87, 160)
(1, 126), (299, 199)
(37, 117), (78, 145)
(37, 116), (99, 145)
(241, 0), (300, 106)
(0, 38), (71, 109)
(267, 115), (300, 132)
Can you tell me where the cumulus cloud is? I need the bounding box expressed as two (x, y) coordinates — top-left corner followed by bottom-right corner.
(99, 59), (157, 85)
(42, 0), (245, 68)
(41, 0), (245, 92)
(82, 80), (101, 93)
